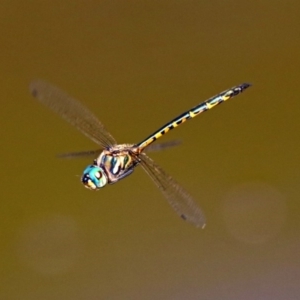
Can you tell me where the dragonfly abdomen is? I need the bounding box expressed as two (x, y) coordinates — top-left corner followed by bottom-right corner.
(137, 83), (251, 151)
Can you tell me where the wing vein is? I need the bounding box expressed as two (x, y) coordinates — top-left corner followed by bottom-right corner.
(30, 80), (117, 148)
(139, 153), (206, 228)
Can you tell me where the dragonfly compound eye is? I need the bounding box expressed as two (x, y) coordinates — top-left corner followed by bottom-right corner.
(81, 165), (108, 190)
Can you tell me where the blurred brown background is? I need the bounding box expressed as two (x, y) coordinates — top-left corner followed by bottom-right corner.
(1, 1), (299, 299)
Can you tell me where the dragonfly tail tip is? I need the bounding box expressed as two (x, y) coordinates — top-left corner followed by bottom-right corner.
(241, 82), (252, 90)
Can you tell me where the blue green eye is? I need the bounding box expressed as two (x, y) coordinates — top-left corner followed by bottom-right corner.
(81, 165), (108, 190)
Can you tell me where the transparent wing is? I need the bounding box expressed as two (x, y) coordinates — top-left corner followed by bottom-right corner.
(30, 79), (117, 148)
(58, 140), (182, 159)
(57, 149), (102, 159)
(145, 139), (181, 152)
(139, 153), (206, 228)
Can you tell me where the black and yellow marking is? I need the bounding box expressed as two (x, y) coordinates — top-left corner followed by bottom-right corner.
(137, 83), (251, 151)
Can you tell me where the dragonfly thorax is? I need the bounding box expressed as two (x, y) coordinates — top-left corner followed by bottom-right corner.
(87, 144), (140, 186)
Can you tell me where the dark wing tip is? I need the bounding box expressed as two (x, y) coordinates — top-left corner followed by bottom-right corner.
(30, 87), (38, 98)
(29, 80), (40, 98)
(29, 79), (47, 98)
(180, 213), (206, 229)
(180, 214), (187, 220)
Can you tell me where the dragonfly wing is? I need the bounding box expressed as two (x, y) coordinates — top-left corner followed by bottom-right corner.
(30, 79), (117, 148)
(57, 149), (102, 159)
(145, 139), (181, 152)
(139, 153), (206, 228)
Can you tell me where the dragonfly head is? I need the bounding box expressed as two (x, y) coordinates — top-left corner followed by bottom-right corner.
(81, 165), (108, 190)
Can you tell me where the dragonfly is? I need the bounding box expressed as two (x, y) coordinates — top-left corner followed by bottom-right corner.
(30, 80), (251, 228)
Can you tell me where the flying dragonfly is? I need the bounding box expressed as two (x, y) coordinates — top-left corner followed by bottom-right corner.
(30, 80), (251, 228)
